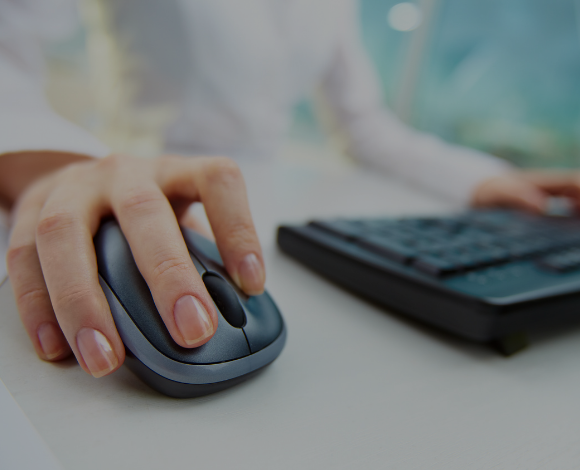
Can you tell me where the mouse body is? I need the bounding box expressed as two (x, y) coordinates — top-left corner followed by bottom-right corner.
(94, 220), (286, 398)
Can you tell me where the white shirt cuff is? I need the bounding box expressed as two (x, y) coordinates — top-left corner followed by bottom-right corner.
(430, 147), (513, 204)
(0, 111), (109, 159)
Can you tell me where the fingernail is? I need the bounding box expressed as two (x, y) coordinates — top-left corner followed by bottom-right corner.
(76, 328), (118, 378)
(236, 253), (265, 295)
(174, 295), (214, 346)
(37, 322), (69, 360)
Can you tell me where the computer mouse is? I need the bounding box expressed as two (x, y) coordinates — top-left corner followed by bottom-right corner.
(94, 219), (286, 398)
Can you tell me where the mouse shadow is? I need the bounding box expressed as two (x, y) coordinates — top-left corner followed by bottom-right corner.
(112, 362), (271, 405)
(48, 356), (80, 370)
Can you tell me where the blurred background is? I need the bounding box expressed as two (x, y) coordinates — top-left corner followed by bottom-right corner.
(46, 0), (580, 167)
(361, 0), (580, 169)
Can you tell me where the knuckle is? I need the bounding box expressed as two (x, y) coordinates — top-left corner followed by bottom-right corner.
(118, 188), (163, 215)
(58, 161), (89, 181)
(204, 157), (243, 185)
(150, 254), (192, 284)
(221, 220), (257, 246)
(16, 286), (48, 310)
(36, 211), (79, 239)
(96, 153), (128, 172)
(52, 283), (96, 312)
(19, 182), (48, 207)
(6, 243), (36, 271)
(157, 154), (181, 166)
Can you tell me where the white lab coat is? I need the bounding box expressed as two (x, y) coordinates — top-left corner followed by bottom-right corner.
(0, 0), (511, 281)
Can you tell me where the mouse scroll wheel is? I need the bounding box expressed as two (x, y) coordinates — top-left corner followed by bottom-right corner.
(202, 273), (247, 328)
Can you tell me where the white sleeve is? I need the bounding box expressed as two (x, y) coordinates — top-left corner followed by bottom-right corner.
(0, 0), (109, 159)
(319, 0), (512, 204)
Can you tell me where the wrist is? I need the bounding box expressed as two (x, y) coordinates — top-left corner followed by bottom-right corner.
(0, 151), (96, 208)
(470, 176), (498, 207)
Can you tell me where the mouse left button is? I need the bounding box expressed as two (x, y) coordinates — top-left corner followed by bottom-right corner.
(189, 252), (206, 275)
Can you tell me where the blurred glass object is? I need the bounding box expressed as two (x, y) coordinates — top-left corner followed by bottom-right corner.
(44, 17), (95, 135)
(388, 3), (423, 32)
(44, 1), (580, 167)
(361, 0), (580, 168)
(45, 1), (178, 158)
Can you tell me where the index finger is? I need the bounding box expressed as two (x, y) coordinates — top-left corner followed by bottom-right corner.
(158, 156), (265, 295)
(523, 172), (580, 197)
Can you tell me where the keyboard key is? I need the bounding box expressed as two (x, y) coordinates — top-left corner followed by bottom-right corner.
(447, 254), (484, 270)
(280, 210), (580, 353)
(414, 256), (459, 276)
(310, 220), (363, 240)
(357, 236), (417, 263)
(538, 248), (580, 272)
(312, 213), (580, 275)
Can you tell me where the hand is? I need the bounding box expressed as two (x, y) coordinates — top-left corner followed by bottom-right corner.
(6, 154), (265, 378)
(471, 171), (580, 213)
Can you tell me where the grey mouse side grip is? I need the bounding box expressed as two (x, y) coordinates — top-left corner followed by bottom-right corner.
(100, 276), (287, 385)
(95, 220), (252, 363)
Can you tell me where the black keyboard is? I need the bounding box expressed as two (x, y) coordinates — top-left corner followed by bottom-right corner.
(277, 210), (580, 354)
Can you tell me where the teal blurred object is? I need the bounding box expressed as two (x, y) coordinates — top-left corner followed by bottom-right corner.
(359, 0), (580, 168)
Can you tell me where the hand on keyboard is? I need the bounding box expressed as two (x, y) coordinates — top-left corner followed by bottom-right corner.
(311, 211), (580, 277)
(472, 171), (580, 214)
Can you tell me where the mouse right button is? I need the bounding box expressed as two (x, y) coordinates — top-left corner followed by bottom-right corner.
(203, 273), (246, 328)
(242, 292), (284, 353)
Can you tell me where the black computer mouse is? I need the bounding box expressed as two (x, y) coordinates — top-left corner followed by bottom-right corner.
(94, 220), (286, 398)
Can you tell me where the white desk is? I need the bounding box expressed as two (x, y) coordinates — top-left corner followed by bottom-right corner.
(2, 158), (580, 469)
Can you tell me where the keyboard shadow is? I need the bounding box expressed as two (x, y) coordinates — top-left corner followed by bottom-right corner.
(327, 277), (580, 360)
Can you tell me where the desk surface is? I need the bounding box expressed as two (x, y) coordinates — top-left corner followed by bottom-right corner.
(2, 158), (580, 470)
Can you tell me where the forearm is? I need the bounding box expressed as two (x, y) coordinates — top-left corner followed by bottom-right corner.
(343, 112), (512, 203)
(318, 0), (512, 203)
(0, 4), (108, 209)
(0, 151), (94, 208)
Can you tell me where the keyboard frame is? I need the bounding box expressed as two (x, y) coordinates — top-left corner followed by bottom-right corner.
(277, 218), (580, 354)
